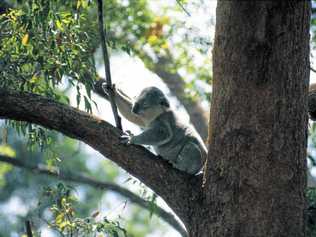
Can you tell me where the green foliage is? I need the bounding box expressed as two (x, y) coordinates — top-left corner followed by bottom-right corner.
(6, 121), (52, 151)
(0, 0), (96, 98)
(0, 0), (99, 147)
(38, 183), (127, 237)
(0, 129), (101, 235)
(0, 144), (15, 187)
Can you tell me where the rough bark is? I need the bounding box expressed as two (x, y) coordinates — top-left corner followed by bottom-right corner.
(0, 155), (187, 236)
(191, 1), (310, 237)
(0, 89), (201, 227)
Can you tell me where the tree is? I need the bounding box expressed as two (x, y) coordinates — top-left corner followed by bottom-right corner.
(0, 1), (311, 237)
(199, 1), (310, 236)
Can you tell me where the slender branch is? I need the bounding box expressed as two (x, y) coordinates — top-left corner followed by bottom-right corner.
(96, 0), (122, 130)
(176, 0), (191, 17)
(310, 66), (316, 73)
(25, 220), (33, 237)
(0, 155), (187, 236)
(0, 88), (197, 225)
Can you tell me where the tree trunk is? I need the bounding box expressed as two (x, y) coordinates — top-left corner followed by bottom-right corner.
(190, 1), (310, 236)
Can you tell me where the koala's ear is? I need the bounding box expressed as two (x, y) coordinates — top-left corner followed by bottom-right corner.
(160, 98), (170, 108)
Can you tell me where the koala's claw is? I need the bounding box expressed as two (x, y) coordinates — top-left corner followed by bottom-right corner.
(120, 131), (134, 145)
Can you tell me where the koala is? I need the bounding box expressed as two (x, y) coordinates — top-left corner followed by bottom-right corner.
(94, 80), (207, 174)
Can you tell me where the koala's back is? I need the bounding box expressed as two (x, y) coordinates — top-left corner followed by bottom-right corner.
(151, 110), (207, 171)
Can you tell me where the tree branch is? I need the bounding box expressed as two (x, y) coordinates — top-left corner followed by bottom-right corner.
(310, 66), (316, 73)
(96, 0), (122, 130)
(0, 88), (198, 225)
(175, 0), (191, 16)
(0, 155), (187, 237)
(25, 220), (33, 237)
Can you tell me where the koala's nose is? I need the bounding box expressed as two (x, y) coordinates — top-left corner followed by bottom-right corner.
(132, 103), (140, 114)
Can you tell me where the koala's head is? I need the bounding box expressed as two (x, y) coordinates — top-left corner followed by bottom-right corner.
(132, 87), (169, 120)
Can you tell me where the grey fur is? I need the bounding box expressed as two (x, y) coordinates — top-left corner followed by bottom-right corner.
(104, 84), (207, 174)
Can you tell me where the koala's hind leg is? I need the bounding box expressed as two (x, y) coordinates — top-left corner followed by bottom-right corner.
(174, 142), (203, 174)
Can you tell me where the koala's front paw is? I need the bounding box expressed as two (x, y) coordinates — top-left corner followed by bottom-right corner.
(120, 130), (134, 145)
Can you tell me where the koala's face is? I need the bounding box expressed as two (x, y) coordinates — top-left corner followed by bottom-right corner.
(132, 87), (169, 118)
